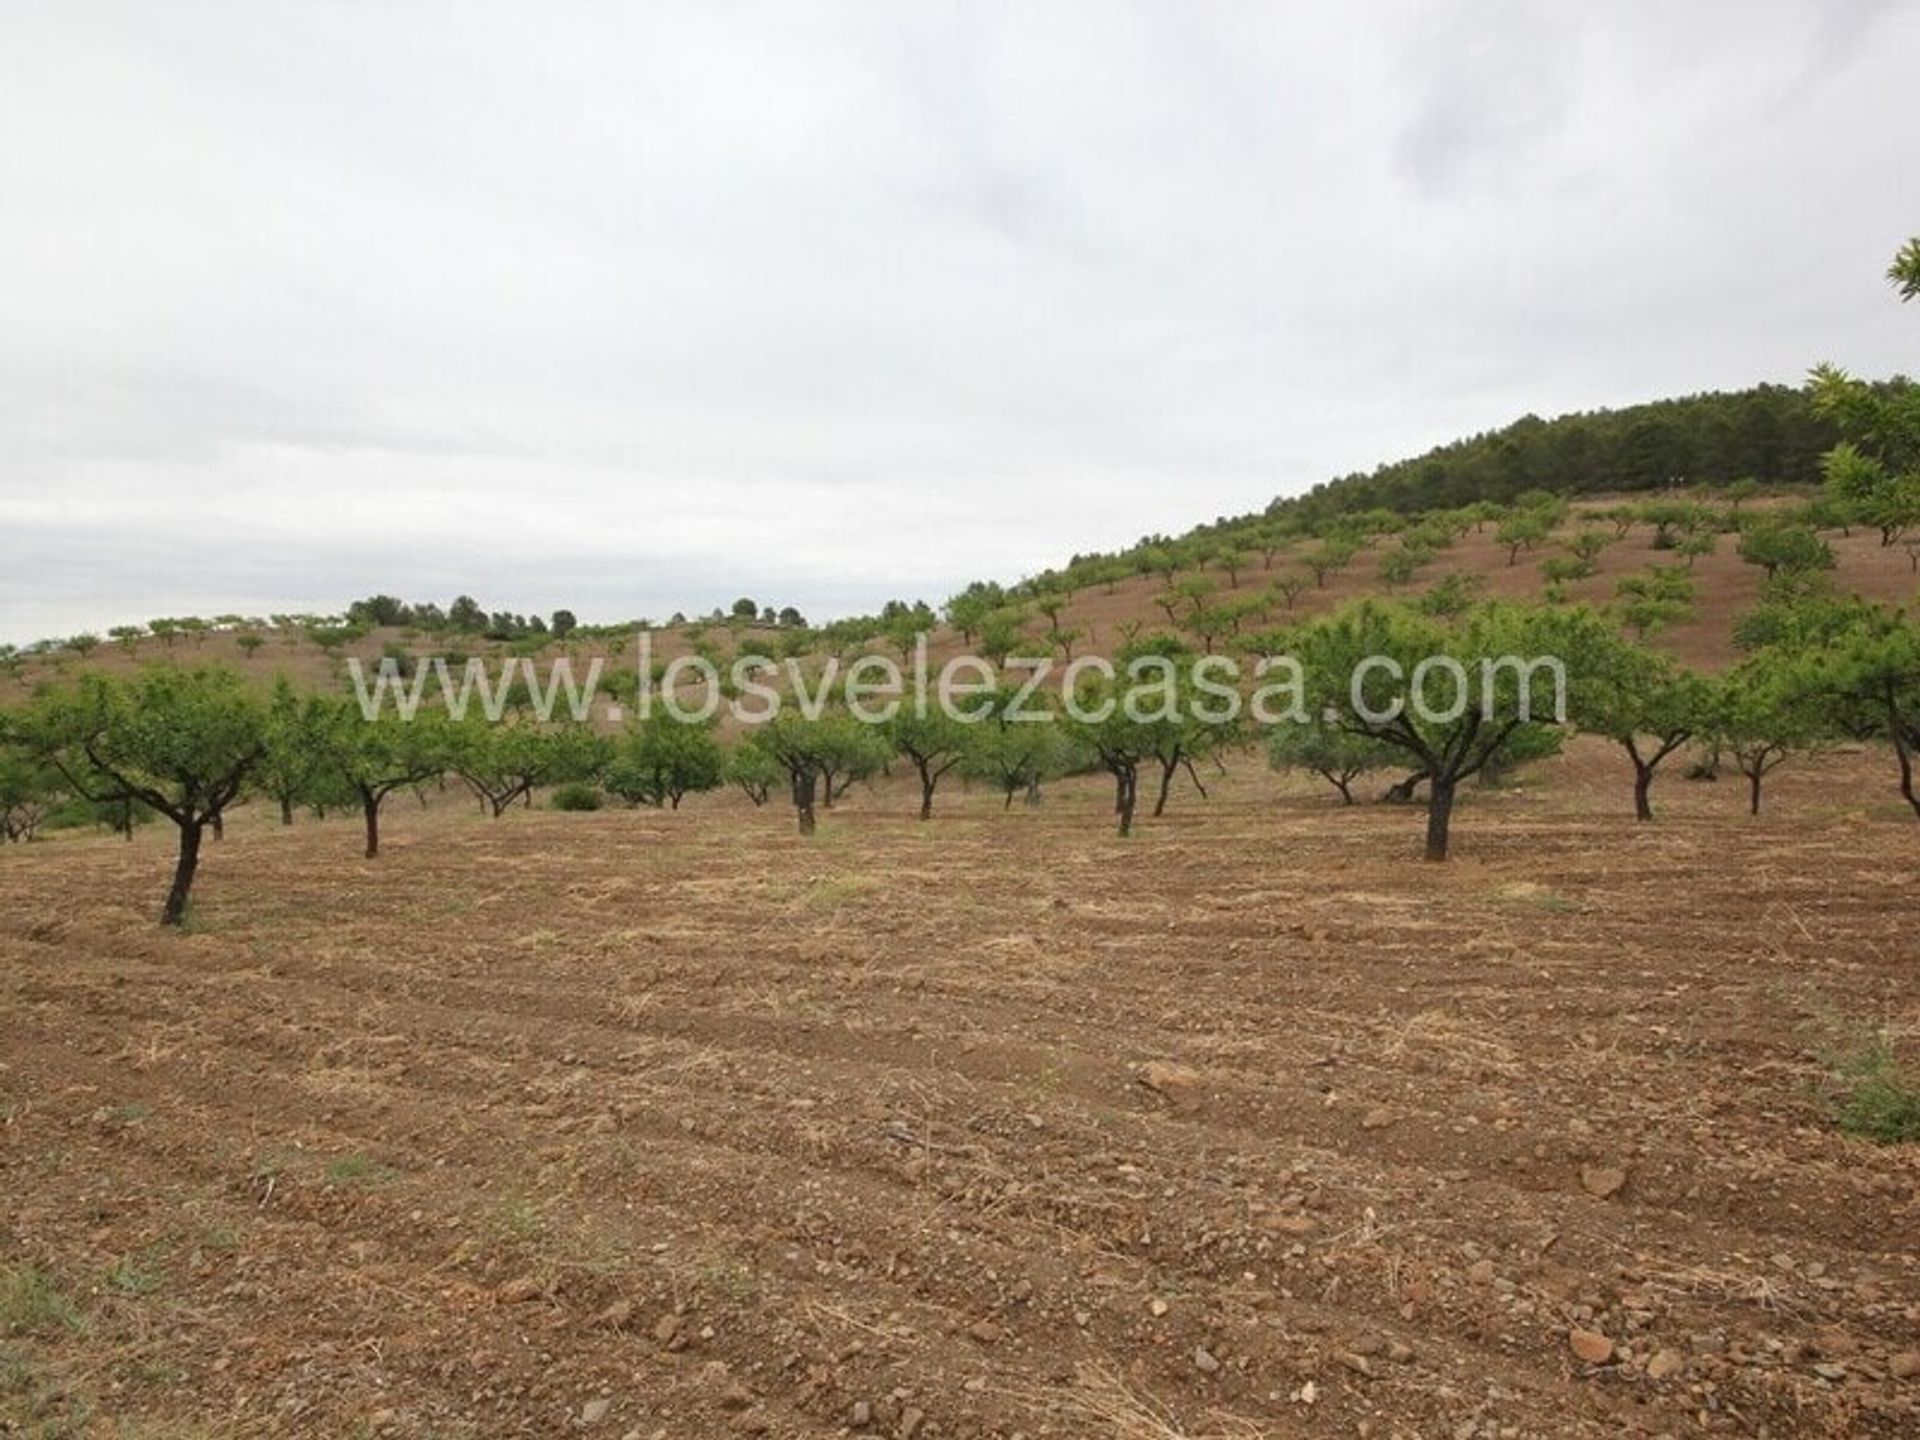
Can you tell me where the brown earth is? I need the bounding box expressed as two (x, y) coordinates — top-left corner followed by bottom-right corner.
(4, 741), (1918, 1438)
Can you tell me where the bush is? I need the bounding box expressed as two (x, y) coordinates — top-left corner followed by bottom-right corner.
(549, 782), (602, 812)
(1835, 1036), (1920, 1144)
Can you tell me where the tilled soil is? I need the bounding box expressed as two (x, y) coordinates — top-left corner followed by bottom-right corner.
(3, 746), (1917, 1438)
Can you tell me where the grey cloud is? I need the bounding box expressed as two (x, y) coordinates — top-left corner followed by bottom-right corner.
(3, 1), (1918, 644)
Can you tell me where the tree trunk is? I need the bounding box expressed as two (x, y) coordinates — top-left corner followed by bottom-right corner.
(1153, 757), (1177, 817)
(917, 761), (935, 821)
(1633, 763), (1654, 823)
(1115, 766), (1137, 838)
(210, 810), (224, 841)
(1748, 768), (1763, 816)
(280, 794), (294, 826)
(1890, 702), (1920, 819)
(1384, 770), (1426, 804)
(793, 771), (817, 836)
(362, 790), (381, 858)
(1424, 778), (1456, 862)
(162, 819), (203, 927)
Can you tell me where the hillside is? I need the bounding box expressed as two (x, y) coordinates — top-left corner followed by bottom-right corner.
(7, 486), (1916, 706)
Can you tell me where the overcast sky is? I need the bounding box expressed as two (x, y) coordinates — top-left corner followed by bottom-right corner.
(3, 1), (1916, 643)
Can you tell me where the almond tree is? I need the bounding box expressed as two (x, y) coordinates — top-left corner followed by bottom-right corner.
(315, 701), (452, 857)
(1295, 601), (1564, 860)
(16, 669), (267, 924)
(1266, 714), (1397, 805)
(1557, 613), (1715, 821)
(1711, 654), (1822, 816)
(885, 709), (974, 820)
(604, 715), (722, 809)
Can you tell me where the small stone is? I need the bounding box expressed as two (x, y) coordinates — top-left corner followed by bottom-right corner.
(1569, 1329), (1614, 1365)
(653, 1313), (682, 1346)
(1467, 1259), (1496, 1285)
(1890, 1351), (1920, 1380)
(581, 1397), (612, 1426)
(898, 1407), (926, 1439)
(1148, 1297), (1169, 1317)
(1646, 1349), (1683, 1380)
(1581, 1166), (1627, 1200)
(1337, 1351), (1374, 1378)
(1194, 1346), (1221, 1374)
(1387, 1341), (1415, 1365)
(496, 1275), (543, 1304)
(1360, 1107), (1395, 1131)
(850, 1400), (873, 1428)
(1813, 1362), (1848, 1382)
(967, 1318), (1002, 1345)
(1140, 1061), (1201, 1096)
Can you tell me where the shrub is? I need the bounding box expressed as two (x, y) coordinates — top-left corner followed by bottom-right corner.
(549, 782), (602, 812)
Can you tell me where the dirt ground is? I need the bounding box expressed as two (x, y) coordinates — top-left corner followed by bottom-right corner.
(3, 742), (1918, 1439)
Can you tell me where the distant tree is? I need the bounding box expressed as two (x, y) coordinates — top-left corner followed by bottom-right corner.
(730, 597), (759, 620)
(17, 669), (267, 924)
(1559, 614), (1715, 821)
(745, 713), (835, 835)
(108, 625), (145, 652)
(1674, 531), (1717, 568)
(1267, 713), (1398, 805)
(313, 702), (452, 857)
(1062, 673), (1153, 838)
(1414, 572), (1484, 620)
(1496, 512), (1550, 565)
(975, 608), (1030, 668)
(448, 595), (486, 631)
(1304, 538), (1360, 588)
(347, 595), (409, 627)
(454, 719), (609, 817)
(1271, 573), (1310, 610)
(256, 679), (335, 824)
(885, 709), (974, 820)
(723, 741), (781, 806)
(1569, 529), (1613, 570)
(66, 633), (101, 657)
(235, 633), (266, 660)
(1378, 544), (1431, 589)
(1710, 654), (1822, 816)
(1614, 567), (1696, 639)
(959, 695), (1080, 808)
(603, 715), (723, 810)
(0, 747), (65, 843)
(1736, 521), (1835, 579)
(777, 606), (806, 628)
